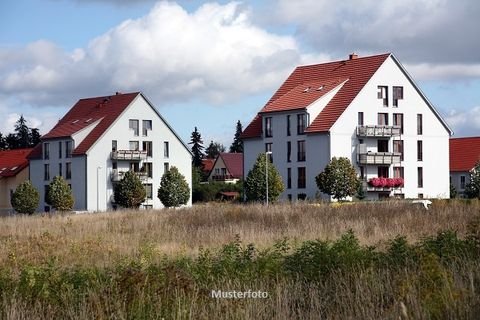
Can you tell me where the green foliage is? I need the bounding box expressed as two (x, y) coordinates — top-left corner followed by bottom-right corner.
(192, 181), (243, 202)
(205, 141), (225, 159)
(46, 176), (74, 211)
(11, 180), (39, 214)
(0, 115), (41, 150)
(465, 161), (480, 199)
(189, 126), (204, 168)
(450, 182), (457, 198)
(244, 153), (284, 202)
(355, 182), (366, 200)
(229, 120), (243, 153)
(158, 166), (190, 208)
(114, 171), (146, 209)
(315, 157), (360, 200)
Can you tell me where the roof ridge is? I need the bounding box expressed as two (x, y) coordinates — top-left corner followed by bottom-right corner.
(296, 52), (391, 69)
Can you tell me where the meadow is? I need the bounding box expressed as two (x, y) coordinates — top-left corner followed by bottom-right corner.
(0, 200), (479, 319)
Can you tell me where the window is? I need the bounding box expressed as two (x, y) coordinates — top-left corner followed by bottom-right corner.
(417, 114), (423, 135)
(164, 162), (169, 173)
(417, 140), (423, 161)
(287, 115), (291, 136)
(265, 143), (273, 162)
(378, 140), (389, 152)
(298, 167), (306, 189)
(66, 162), (72, 179)
(44, 164), (50, 181)
(394, 167), (404, 179)
(58, 163), (62, 177)
(377, 113), (388, 125)
(66, 141), (73, 158)
(145, 184), (153, 200)
(418, 167), (423, 188)
(287, 194), (292, 202)
(378, 166), (389, 178)
(143, 141), (153, 157)
(358, 112), (364, 125)
(418, 193), (424, 199)
(460, 176), (466, 189)
(378, 86), (389, 107)
(58, 141), (62, 159)
(297, 140), (306, 161)
(144, 162), (153, 178)
(164, 141), (169, 158)
(298, 193), (307, 200)
(43, 143), (50, 160)
(129, 119), (139, 136)
(44, 185), (50, 202)
(393, 113), (404, 134)
(297, 114), (307, 134)
(287, 141), (291, 162)
(393, 86), (403, 107)
(393, 140), (404, 161)
(142, 120), (152, 136)
(265, 117), (272, 137)
(112, 140), (117, 152)
(130, 162), (140, 172)
(287, 168), (292, 189)
(112, 161), (117, 170)
(129, 141), (139, 151)
(359, 166), (365, 179)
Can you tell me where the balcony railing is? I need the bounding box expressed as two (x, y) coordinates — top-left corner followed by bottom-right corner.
(356, 125), (401, 137)
(211, 174), (237, 181)
(363, 177), (404, 191)
(111, 150), (147, 161)
(111, 169), (149, 182)
(357, 152), (401, 165)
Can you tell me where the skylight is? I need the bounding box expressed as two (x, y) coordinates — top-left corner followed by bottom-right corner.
(303, 87), (311, 93)
(85, 118), (93, 123)
(72, 120), (79, 124)
(10, 166), (18, 171)
(316, 85), (324, 91)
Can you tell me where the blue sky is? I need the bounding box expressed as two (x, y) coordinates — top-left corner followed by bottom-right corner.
(1, 0), (479, 147)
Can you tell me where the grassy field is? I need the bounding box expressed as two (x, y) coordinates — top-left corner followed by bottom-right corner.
(1, 200), (479, 319)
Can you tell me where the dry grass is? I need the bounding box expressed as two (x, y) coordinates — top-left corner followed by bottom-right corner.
(1, 199), (479, 270)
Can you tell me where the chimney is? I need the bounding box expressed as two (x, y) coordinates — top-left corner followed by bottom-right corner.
(115, 91), (122, 95)
(349, 53), (358, 60)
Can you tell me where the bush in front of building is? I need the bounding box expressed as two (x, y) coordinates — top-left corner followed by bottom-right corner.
(316, 157), (360, 201)
(46, 176), (74, 211)
(114, 171), (146, 209)
(158, 166), (190, 208)
(244, 153), (284, 202)
(465, 161), (480, 199)
(11, 180), (39, 214)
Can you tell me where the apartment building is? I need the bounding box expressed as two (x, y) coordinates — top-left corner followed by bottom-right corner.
(28, 92), (191, 212)
(241, 53), (452, 200)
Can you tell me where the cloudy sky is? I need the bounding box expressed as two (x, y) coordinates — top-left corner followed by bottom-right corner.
(1, 0), (479, 145)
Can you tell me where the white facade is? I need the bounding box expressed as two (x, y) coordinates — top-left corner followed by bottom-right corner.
(243, 54), (451, 201)
(30, 94), (192, 212)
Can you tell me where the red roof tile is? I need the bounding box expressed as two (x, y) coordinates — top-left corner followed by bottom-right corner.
(202, 158), (215, 173)
(0, 148), (33, 177)
(219, 152), (243, 178)
(29, 92), (140, 158)
(241, 53), (391, 138)
(450, 137), (480, 172)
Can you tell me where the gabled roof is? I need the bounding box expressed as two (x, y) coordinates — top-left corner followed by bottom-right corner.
(202, 158), (215, 174)
(0, 148), (32, 177)
(215, 152), (243, 178)
(450, 137), (480, 172)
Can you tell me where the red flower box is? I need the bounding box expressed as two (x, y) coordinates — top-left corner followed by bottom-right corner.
(368, 177), (404, 188)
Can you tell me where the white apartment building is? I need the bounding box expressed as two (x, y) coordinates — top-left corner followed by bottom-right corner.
(241, 53), (452, 201)
(28, 92), (192, 212)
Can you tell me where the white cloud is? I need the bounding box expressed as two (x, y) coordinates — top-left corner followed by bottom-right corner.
(0, 1), (309, 107)
(444, 106), (480, 137)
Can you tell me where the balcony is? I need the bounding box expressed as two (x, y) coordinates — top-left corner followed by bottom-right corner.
(111, 150), (147, 161)
(356, 125), (401, 137)
(363, 177), (404, 192)
(111, 169), (149, 182)
(357, 152), (401, 165)
(211, 174), (238, 182)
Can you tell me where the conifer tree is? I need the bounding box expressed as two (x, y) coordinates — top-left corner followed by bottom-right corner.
(229, 120), (243, 153)
(189, 126), (204, 168)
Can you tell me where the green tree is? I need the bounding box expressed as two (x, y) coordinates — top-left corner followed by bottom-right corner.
(464, 161), (480, 199)
(29, 128), (41, 147)
(244, 153), (284, 202)
(46, 176), (74, 211)
(0, 132), (6, 150)
(205, 140), (226, 159)
(11, 180), (39, 214)
(5, 133), (19, 150)
(15, 115), (31, 148)
(158, 166), (190, 208)
(189, 126), (204, 168)
(229, 120), (243, 153)
(450, 183), (457, 199)
(114, 171), (146, 209)
(315, 157), (360, 201)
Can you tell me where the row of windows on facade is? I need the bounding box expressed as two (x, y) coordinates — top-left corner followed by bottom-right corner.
(43, 163), (72, 181)
(264, 113), (307, 138)
(359, 139), (424, 161)
(377, 85), (404, 108)
(129, 119), (152, 137)
(358, 112), (423, 135)
(265, 140), (306, 163)
(43, 141), (73, 160)
(112, 140), (170, 158)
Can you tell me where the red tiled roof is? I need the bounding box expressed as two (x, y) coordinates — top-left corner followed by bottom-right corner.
(241, 53), (391, 138)
(450, 137), (480, 172)
(202, 158), (215, 173)
(0, 148), (33, 177)
(219, 152), (243, 178)
(29, 92), (140, 159)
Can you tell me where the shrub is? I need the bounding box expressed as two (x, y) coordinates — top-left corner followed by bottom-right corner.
(114, 171), (146, 209)
(158, 166), (190, 208)
(316, 157), (360, 200)
(244, 153), (284, 202)
(46, 176), (74, 211)
(11, 180), (39, 214)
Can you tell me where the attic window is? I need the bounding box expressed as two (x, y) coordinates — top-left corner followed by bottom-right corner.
(10, 166), (17, 171)
(1, 167), (6, 171)
(85, 118), (92, 123)
(316, 85), (324, 91)
(72, 120), (79, 124)
(303, 87), (311, 93)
